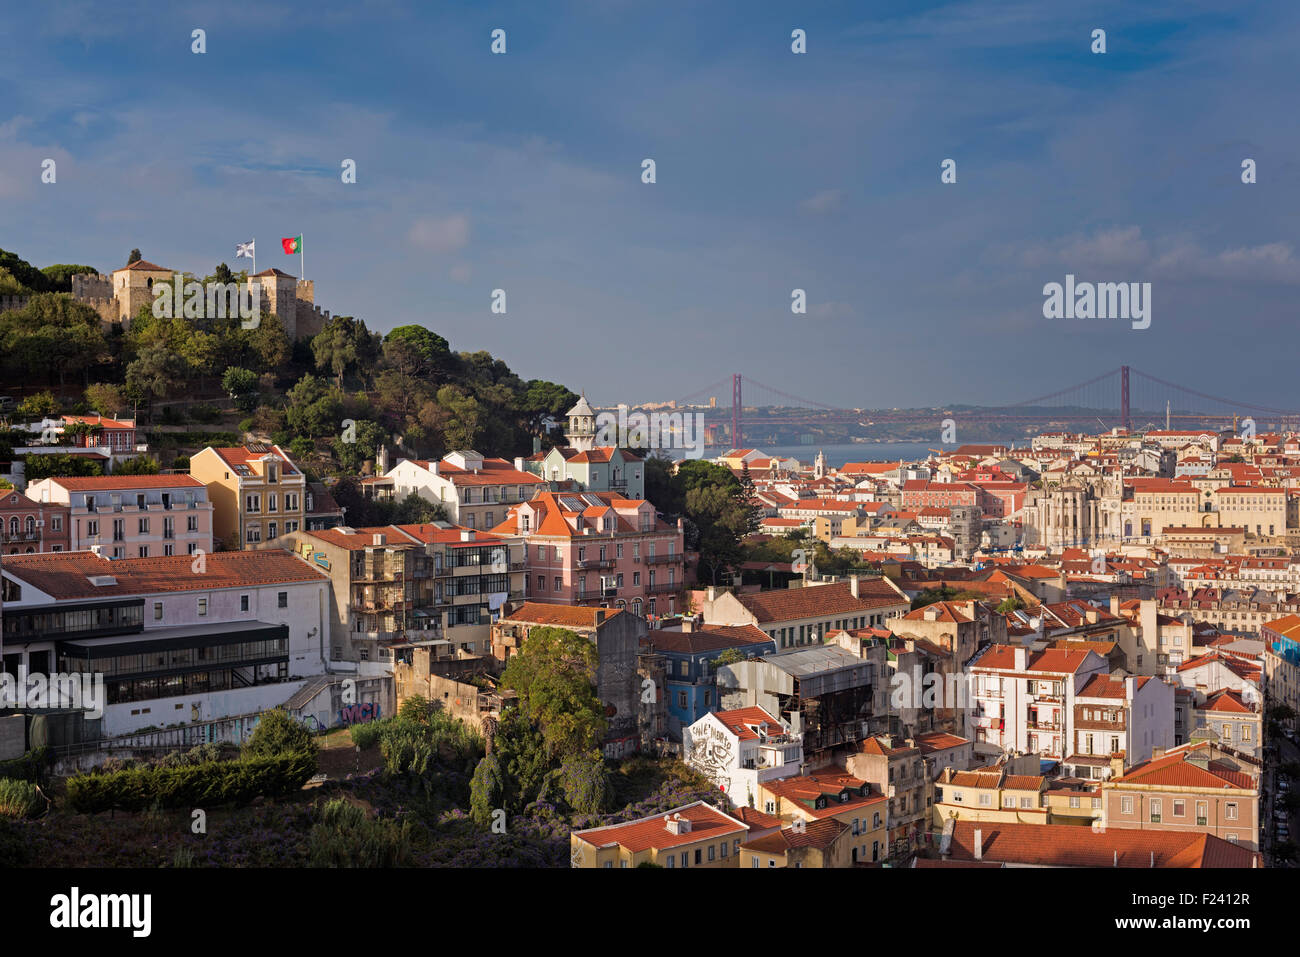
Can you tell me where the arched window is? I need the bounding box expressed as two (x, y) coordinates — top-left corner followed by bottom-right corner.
(25, 516), (35, 534)
(8, 517), (18, 536)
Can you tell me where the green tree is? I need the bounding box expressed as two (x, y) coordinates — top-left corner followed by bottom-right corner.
(312, 315), (380, 386)
(221, 366), (260, 412)
(127, 249), (142, 264)
(16, 391), (59, 419)
(115, 455), (162, 476)
(242, 710), (317, 759)
(559, 749), (611, 816)
(500, 626), (606, 759)
(469, 751), (507, 827)
(126, 341), (186, 404)
(40, 264), (98, 293)
(25, 454), (103, 481)
(384, 325), (450, 377)
(85, 383), (126, 417)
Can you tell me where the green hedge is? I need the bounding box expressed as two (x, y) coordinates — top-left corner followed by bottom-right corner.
(0, 779), (44, 819)
(66, 751), (317, 814)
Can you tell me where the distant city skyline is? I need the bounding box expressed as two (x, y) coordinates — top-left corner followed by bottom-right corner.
(4, 0), (1299, 408)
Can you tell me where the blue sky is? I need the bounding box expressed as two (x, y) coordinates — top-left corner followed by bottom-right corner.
(3, 0), (1298, 410)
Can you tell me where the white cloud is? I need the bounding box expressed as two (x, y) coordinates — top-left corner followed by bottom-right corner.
(800, 189), (844, 214)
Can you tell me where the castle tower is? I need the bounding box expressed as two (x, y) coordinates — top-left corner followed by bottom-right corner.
(110, 259), (174, 321)
(565, 394), (597, 452)
(250, 268), (300, 338)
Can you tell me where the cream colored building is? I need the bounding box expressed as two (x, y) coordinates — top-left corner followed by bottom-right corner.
(190, 444), (307, 550)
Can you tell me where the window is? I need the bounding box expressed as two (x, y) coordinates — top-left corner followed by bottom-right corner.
(246, 494), (260, 514)
(720, 842), (728, 858)
(1003, 796), (1015, 808)
(554, 577), (562, 592)
(666, 856), (675, 868)
(1173, 800), (1185, 817)
(707, 845), (715, 862)
(278, 592), (288, 609)
(198, 598), (207, 617)
(677, 691), (687, 710)
(138, 545), (148, 558)
(751, 856), (759, 869)
(1069, 796), (1080, 808)
(1020, 796), (1032, 809)
(241, 595), (249, 612)
(1150, 799), (1162, 823)
(1091, 797), (1102, 809)
(979, 793), (991, 807)
(1225, 802), (1238, 821)
(153, 601), (163, 620)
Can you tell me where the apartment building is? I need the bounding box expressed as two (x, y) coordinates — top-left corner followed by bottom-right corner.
(754, 769), (888, 865)
(494, 490), (685, 617)
(939, 820), (1258, 867)
(0, 488), (69, 554)
(740, 819), (855, 868)
(647, 622), (775, 731)
(1192, 688), (1261, 758)
(1103, 742), (1259, 851)
(846, 734), (928, 855)
(1062, 673), (1174, 780)
(932, 765), (1049, 827)
(968, 645), (1109, 761)
(698, 576), (910, 652)
(190, 444), (306, 550)
(377, 450), (546, 529)
(1263, 614), (1300, 732)
(683, 706), (803, 809)
(0, 550), (331, 737)
(570, 801), (751, 868)
(275, 523), (525, 668)
(25, 475), (213, 558)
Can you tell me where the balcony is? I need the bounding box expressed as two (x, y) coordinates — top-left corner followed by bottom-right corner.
(0, 531), (40, 544)
(644, 553), (681, 566)
(576, 558), (615, 570)
(646, 581), (680, 595)
(1027, 721), (1061, 732)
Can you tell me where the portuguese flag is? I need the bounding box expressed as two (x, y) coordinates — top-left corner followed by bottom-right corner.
(281, 235), (301, 254)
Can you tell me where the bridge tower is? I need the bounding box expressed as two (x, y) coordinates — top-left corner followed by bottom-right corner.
(732, 374), (743, 449)
(1120, 365), (1130, 432)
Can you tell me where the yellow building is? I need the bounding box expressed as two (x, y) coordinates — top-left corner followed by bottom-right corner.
(1043, 778), (1104, 825)
(932, 766), (1049, 828)
(190, 444), (307, 550)
(569, 801), (749, 868)
(756, 768), (889, 865)
(740, 818), (854, 868)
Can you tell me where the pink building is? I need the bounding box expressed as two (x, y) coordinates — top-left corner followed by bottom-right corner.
(25, 475), (214, 558)
(0, 489), (70, 554)
(492, 490), (685, 618)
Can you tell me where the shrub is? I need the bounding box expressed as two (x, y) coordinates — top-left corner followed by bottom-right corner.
(307, 798), (413, 868)
(189, 403), (221, 424)
(349, 719), (390, 751)
(0, 747), (49, 786)
(242, 709), (317, 760)
(65, 752), (317, 814)
(0, 779), (45, 819)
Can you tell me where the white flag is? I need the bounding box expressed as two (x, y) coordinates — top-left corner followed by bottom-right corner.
(236, 240), (255, 259)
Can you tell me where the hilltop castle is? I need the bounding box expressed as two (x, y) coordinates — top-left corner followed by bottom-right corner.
(1, 258), (331, 340)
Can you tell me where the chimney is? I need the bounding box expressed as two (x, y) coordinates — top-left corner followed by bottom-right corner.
(514, 457), (526, 471)
(1109, 595), (1120, 616)
(1151, 746), (1165, 761)
(1013, 646), (1027, 671)
(372, 533), (386, 547)
(1109, 754), (1125, 779)
(707, 586), (717, 603)
(460, 529), (475, 542)
(850, 575), (860, 599)
(973, 828), (983, 860)
(1085, 607), (1099, 625)
(595, 609), (606, 625)
(680, 619), (693, 633)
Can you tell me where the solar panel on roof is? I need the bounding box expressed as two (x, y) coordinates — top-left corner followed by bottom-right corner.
(580, 493), (603, 507)
(559, 496), (586, 511)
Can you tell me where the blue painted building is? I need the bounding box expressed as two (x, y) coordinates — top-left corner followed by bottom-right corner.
(648, 622), (776, 737)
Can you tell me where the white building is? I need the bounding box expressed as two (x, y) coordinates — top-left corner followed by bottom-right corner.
(967, 645), (1109, 762)
(1062, 672), (1175, 780)
(0, 550), (335, 738)
(683, 706), (803, 810)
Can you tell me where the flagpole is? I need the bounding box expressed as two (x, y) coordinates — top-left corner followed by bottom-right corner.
(301, 234), (304, 280)
(252, 239), (256, 277)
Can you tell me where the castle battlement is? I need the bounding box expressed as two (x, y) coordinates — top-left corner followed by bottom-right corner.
(0, 295), (31, 315)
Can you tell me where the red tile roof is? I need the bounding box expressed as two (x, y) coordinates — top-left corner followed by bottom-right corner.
(741, 818), (849, 854)
(732, 579), (905, 624)
(712, 707), (784, 741)
(40, 475), (203, 491)
(945, 821), (1257, 868)
(572, 801), (747, 853)
(0, 550), (327, 598)
(502, 602), (624, 628)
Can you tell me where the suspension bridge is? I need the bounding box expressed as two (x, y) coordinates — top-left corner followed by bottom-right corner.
(663, 366), (1300, 448)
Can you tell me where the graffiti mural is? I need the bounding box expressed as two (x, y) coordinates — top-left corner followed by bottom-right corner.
(685, 721), (734, 789)
(339, 701), (381, 726)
